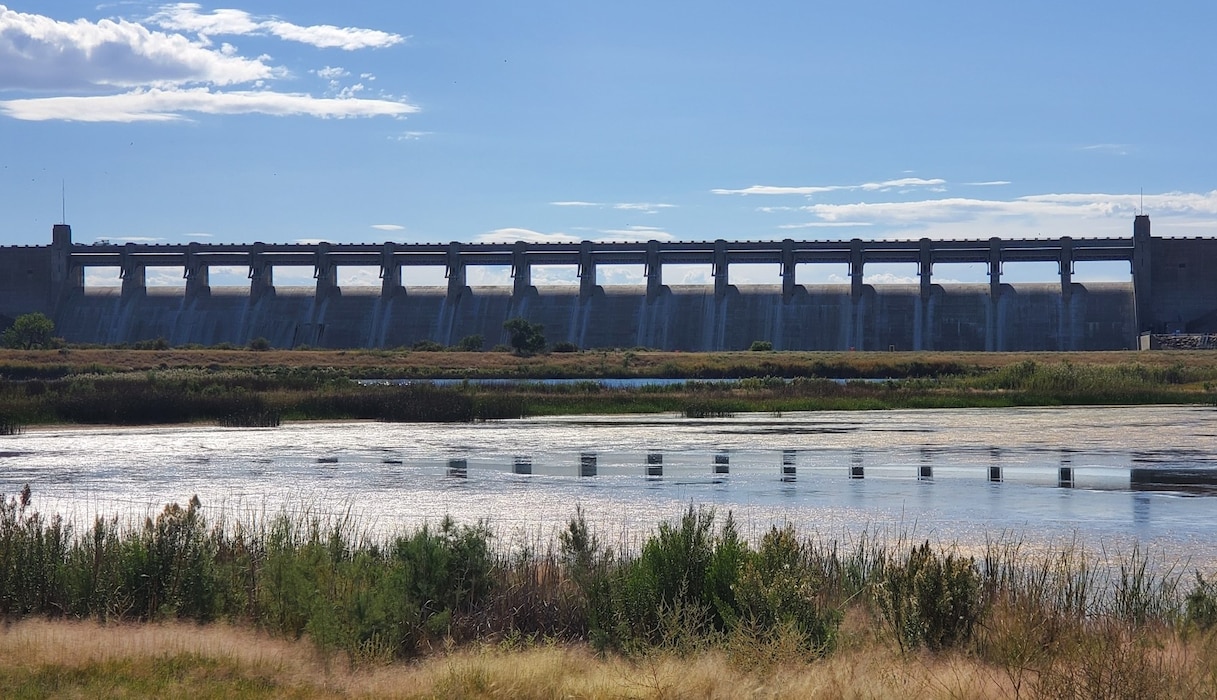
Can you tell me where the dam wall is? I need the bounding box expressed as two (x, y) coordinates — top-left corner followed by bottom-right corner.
(42, 281), (1135, 352)
(0, 215), (1212, 351)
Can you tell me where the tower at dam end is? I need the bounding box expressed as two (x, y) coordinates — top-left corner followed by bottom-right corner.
(1, 215), (1214, 352)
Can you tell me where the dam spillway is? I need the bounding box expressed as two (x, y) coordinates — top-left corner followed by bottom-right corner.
(2, 214), (1216, 351)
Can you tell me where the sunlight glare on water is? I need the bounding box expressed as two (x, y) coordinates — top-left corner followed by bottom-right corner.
(1, 405), (1215, 564)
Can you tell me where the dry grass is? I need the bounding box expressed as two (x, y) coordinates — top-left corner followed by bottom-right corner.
(5, 618), (1216, 699)
(5, 347), (1217, 379)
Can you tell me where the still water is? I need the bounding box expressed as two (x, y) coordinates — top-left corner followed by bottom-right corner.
(1, 405), (1215, 562)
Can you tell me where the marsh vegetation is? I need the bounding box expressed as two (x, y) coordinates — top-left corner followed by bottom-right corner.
(0, 351), (1214, 428)
(1, 490), (1216, 697)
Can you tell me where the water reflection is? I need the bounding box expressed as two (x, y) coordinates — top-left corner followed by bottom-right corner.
(4, 406), (1217, 563)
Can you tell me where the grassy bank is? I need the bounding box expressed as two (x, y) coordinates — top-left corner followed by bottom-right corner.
(0, 350), (1215, 427)
(1, 491), (1216, 697)
(5, 620), (1216, 699)
(6, 347), (1217, 380)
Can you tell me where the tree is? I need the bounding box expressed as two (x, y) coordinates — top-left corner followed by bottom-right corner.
(503, 318), (546, 356)
(2, 312), (55, 349)
(455, 334), (484, 352)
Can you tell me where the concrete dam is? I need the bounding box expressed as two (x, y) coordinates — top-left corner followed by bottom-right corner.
(2, 215), (1215, 351)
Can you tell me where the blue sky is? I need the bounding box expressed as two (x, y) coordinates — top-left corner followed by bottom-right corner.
(2, 2), (1216, 287)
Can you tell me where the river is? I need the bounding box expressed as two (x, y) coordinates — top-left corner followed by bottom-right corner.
(1, 405), (1214, 564)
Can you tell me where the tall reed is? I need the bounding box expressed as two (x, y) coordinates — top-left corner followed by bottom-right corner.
(1, 487), (1215, 691)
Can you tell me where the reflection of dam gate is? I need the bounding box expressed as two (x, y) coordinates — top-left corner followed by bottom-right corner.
(437, 448), (1217, 491)
(2, 214), (1216, 351)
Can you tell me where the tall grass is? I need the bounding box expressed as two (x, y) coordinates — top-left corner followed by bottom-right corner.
(1, 357), (1215, 427)
(3, 487), (1217, 694)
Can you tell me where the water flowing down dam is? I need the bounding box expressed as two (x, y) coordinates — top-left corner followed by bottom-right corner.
(2, 215), (1215, 351)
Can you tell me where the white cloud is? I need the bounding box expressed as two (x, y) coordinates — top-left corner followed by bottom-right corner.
(1080, 143), (1129, 156)
(261, 19), (403, 51)
(114, 236), (163, 242)
(595, 225), (674, 242)
(314, 66), (349, 81)
(613, 202), (676, 213)
(778, 221), (873, 229)
(862, 272), (919, 285)
(184, 232), (212, 237)
(371, 224), (405, 231)
(0, 86), (418, 121)
(392, 130), (431, 141)
(475, 228), (580, 243)
(712, 178), (946, 196)
(966, 181), (1012, 187)
(0, 5), (275, 90)
(550, 200), (676, 214)
(0, 6), (413, 122)
(149, 4), (405, 51)
(785, 191), (1217, 239)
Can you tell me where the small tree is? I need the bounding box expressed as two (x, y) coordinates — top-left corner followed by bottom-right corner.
(2, 312), (55, 349)
(503, 318), (546, 356)
(455, 334), (484, 352)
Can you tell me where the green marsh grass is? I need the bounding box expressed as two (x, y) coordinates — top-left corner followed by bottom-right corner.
(2, 491), (1217, 697)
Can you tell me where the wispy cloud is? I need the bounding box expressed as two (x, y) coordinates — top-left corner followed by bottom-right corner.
(712, 178), (946, 196)
(613, 202), (676, 213)
(0, 5), (414, 122)
(475, 228), (579, 243)
(595, 225), (674, 242)
(148, 4), (405, 51)
(1080, 143), (1130, 156)
(391, 130), (431, 141)
(784, 191), (1217, 239)
(778, 221), (873, 229)
(371, 224), (405, 231)
(965, 180), (1012, 187)
(1, 86), (417, 122)
(551, 200), (676, 214)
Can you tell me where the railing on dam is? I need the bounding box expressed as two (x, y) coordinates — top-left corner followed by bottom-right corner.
(65, 234), (1138, 301)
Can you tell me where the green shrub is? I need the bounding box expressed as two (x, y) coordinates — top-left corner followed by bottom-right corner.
(874, 541), (983, 652)
(1185, 573), (1217, 630)
(593, 506), (745, 651)
(749, 340), (774, 352)
(454, 335), (484, 352)
(735, 525), (841, 655)
(503, 318), (546, 356)
(1, 313), (55, 350)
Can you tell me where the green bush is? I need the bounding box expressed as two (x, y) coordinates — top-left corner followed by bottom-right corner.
(1185, 573), (1217, 630)
(749, 340), (774, 351)
(874, 541), (983, 652)
(454, 335), (484, 352)
(735, 525), (841, 655)
(503, 318), (546, 356)
(2, 313), (55, 350)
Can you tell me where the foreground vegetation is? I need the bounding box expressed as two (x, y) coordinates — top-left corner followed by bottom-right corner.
(2, 491), (1217, 697)
(0, 348), (1215, 427)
